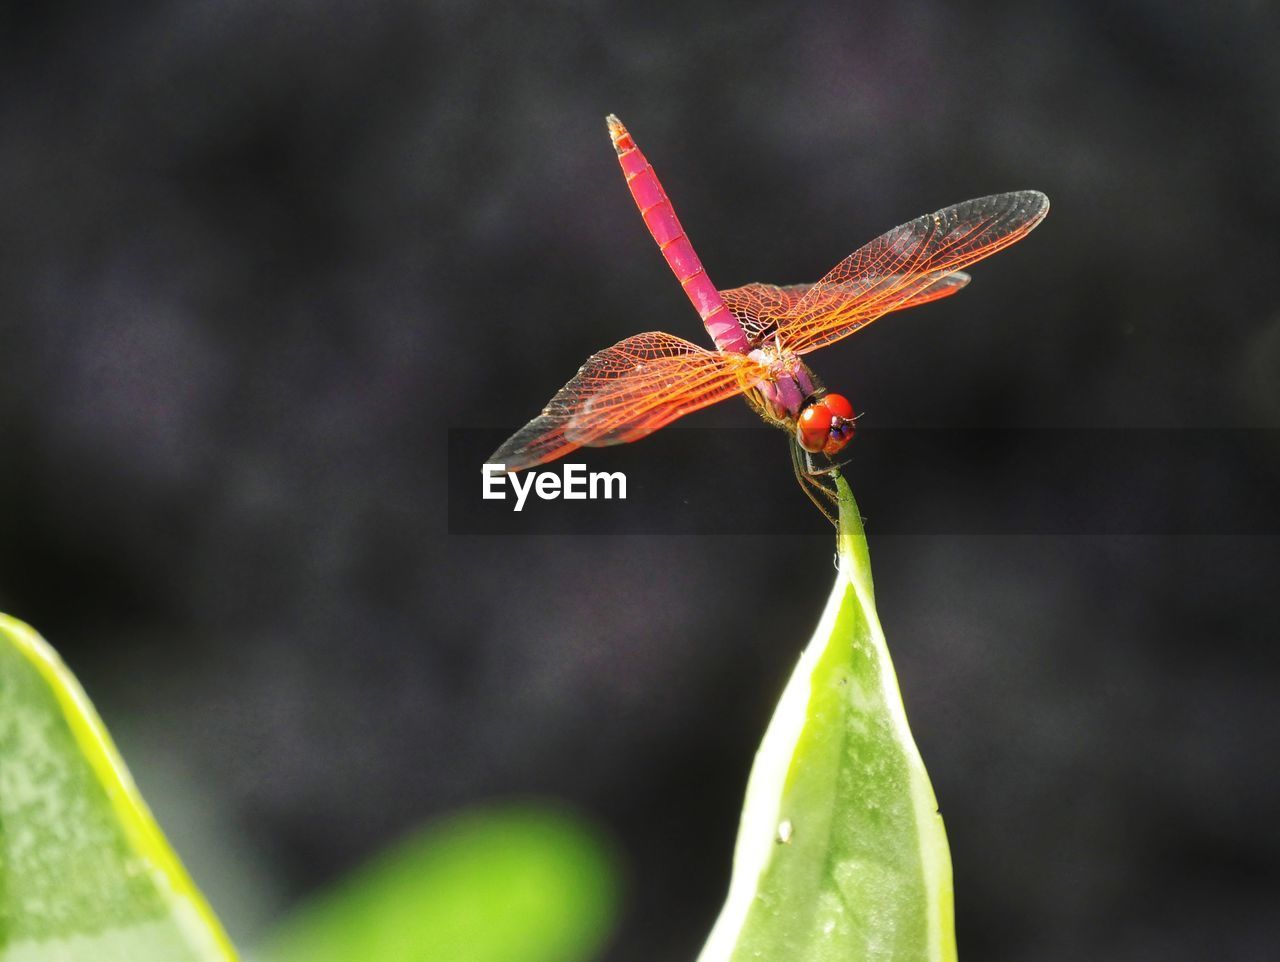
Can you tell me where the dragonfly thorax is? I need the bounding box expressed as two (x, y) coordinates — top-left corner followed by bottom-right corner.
(743, 345), (857, 456)
(745, 347), (817, 422)
(743, 348), (856, 455)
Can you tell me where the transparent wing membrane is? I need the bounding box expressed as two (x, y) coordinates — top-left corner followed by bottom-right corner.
(719, 283), (811, 344)
(722, 271), (971, 346)
(488, 332), (767, 472)
(769, 191), (1048, 354)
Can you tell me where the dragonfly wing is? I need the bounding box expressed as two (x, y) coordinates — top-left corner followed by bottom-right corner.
(778, 191), (1048, 355)
(488, 331), (767, 472)
(720, 284), (811, 344)
(723, 272), (969, 345)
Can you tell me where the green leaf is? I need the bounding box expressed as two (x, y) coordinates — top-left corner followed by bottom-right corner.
(698, 474), (957, 962)
(256, 804), (618, 962)
(0, 613), (238, 962)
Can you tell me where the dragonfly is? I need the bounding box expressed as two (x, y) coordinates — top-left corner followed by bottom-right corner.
(488, 115), (1048, 521)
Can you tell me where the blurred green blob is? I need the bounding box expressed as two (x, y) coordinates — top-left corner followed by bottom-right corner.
(0, 612), (237, 961)
(699, 474), (957, 962)
(257, 805), (618, 962)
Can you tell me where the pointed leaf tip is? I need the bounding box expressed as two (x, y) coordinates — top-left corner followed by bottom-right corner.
(698, 475), (956, 962)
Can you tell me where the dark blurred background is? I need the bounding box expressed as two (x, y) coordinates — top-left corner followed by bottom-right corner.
(2, 1), (1279, 960)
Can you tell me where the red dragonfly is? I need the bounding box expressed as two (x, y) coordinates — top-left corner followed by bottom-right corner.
(489, 115), (1048, 520)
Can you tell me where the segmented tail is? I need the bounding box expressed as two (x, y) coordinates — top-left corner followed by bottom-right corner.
(607, 115), (750, 355)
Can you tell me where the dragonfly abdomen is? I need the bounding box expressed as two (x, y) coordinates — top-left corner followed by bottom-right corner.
(607, 115), (751, 355)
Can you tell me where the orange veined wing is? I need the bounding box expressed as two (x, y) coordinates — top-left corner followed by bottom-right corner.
(488, 331), (768, 472)
(774, 191), (1049, 355)
(721, 271), (970, 345)
(719, 283), (809, 344)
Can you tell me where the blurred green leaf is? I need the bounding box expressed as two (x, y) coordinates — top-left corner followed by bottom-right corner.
(257, 804), (618, 962)
(699, 475), (957, 962)
(0, 612), (238, 962)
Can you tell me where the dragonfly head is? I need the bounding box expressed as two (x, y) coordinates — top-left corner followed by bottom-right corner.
(796, 392), (856, 457)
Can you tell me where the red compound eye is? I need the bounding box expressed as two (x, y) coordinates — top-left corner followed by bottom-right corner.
(796, 404), (834, 453)
(821, 393), (854, 421)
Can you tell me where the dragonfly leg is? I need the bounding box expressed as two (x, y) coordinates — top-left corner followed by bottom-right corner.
(802, 449), (851, 478)
(790, 441), (839, 526)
